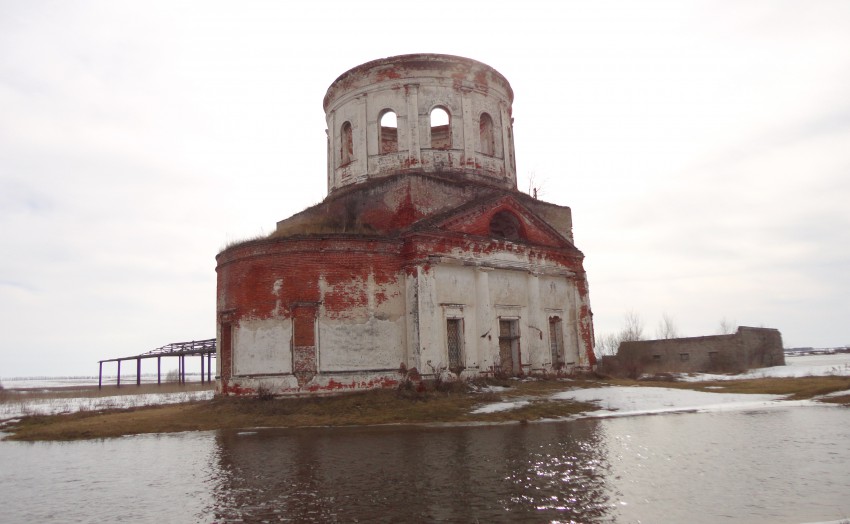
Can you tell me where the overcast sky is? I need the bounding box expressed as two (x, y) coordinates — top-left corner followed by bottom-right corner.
(2, 1), (849, 377)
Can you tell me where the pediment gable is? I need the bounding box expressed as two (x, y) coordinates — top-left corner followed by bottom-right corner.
(417, 195), (574, 249)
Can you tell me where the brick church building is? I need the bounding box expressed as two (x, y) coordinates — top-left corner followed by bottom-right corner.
(215, 54), (595, 395)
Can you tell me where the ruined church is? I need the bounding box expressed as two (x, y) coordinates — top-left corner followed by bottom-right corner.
(215, 54), (595, 395)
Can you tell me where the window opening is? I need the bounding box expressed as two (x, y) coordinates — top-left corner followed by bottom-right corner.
(446, 318), (464, 372)
(489, 211), (522, 241)
(430, 107), (451, 149)
(479, 112), (495, 156)
(340, 121), (353, 165)
(548, 316), (564, 366)
(380, 111), (398, 154)
(680, 353), (690, 362)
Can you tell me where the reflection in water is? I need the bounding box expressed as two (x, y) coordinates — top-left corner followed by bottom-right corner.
(208, 421), (615, 522)
(2, 407), (850, 522)
(600, 407), (850, 524)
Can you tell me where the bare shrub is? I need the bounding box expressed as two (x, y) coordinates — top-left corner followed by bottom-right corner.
(594, 332), (622, 358)
(255, 384), (275, 401)
(656, 313), (680, 339)
(718, 317), (737, 335)
(596, 353), (649, 379)
(621, 311), (644, 342)
(594, 311), (646, 360)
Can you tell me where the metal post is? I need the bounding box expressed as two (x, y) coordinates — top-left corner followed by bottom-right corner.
(200, 353), (205, 384)
(157, 356), (161, 385)
(98, 361), (103, 389)
(117, 360), (121, 388)
(181, 355), (186, 384)
(207, 352), (212, 383)
(136, 357), (141, 386)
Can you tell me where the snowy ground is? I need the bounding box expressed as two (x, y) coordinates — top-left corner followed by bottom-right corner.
(472, 353), (850, 418)
(679, 352), (850, 382)
(551, 387), (805, 418)
(0, 390), (214, 422)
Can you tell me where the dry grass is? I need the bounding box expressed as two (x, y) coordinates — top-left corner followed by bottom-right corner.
(4, 375), (849, 442)
(819, 393), (850, 405)
(612, 376), (850, 400)
(4, 382), (595, 441)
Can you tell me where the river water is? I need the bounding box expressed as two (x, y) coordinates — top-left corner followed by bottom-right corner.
(1, 406), (849, 523)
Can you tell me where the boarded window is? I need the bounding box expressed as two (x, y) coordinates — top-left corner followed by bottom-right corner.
(380, 111), (398, 154)
(220, 322), (232, 375)
(479, 112), (495, 156)
(430, 107), (451, 149)
(446, 318), (464, 371)
(340, 121), (353, 165)
(292, 306), (317, 379)
(680, 353), (690, 362)
(548, 316), (564, 365)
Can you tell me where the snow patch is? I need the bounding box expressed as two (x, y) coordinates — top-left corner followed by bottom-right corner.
(551, 386), (794, 417)
(679, 353), (850, 382)
(0, 390), (214, 420)
(471, 400), (530, 414)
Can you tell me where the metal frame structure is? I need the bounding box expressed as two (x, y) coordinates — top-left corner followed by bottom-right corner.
(98, 338), (216, 388)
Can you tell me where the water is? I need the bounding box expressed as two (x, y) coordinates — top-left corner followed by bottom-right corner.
(2, 407), (849, 523)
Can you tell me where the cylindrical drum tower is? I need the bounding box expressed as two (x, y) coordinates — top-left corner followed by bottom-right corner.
(323, 54), (516, 194)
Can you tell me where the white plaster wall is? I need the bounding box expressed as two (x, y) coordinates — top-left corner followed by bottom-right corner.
(433, 265), (476, 305)
(416, 265), (445, 374)
(404, 268), (422, 371)
(329, 96), (367, 187)
(540, 275), (581, 365)
(420, 262), (587, 374)
(472, 97), (504, 158)
(488, 269), (530, 306)
(233, 319), (292, 376)
(319, 316), (406, 371)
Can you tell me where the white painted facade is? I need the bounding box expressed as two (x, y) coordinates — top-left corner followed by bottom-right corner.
(216, 55), (594, 396)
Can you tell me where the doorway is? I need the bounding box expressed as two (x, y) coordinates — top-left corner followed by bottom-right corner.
(498, 319), (521, 375)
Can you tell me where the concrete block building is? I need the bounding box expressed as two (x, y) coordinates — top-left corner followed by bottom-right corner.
(606, 326), (785, 376)
(215, 54), (595, 395)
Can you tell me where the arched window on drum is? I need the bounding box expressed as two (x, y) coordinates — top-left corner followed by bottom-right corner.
(430, 107), (451, 149)
(340, 121), (353, 165)
(379, 110), (398, 154)
(479, 112), (495, 156)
